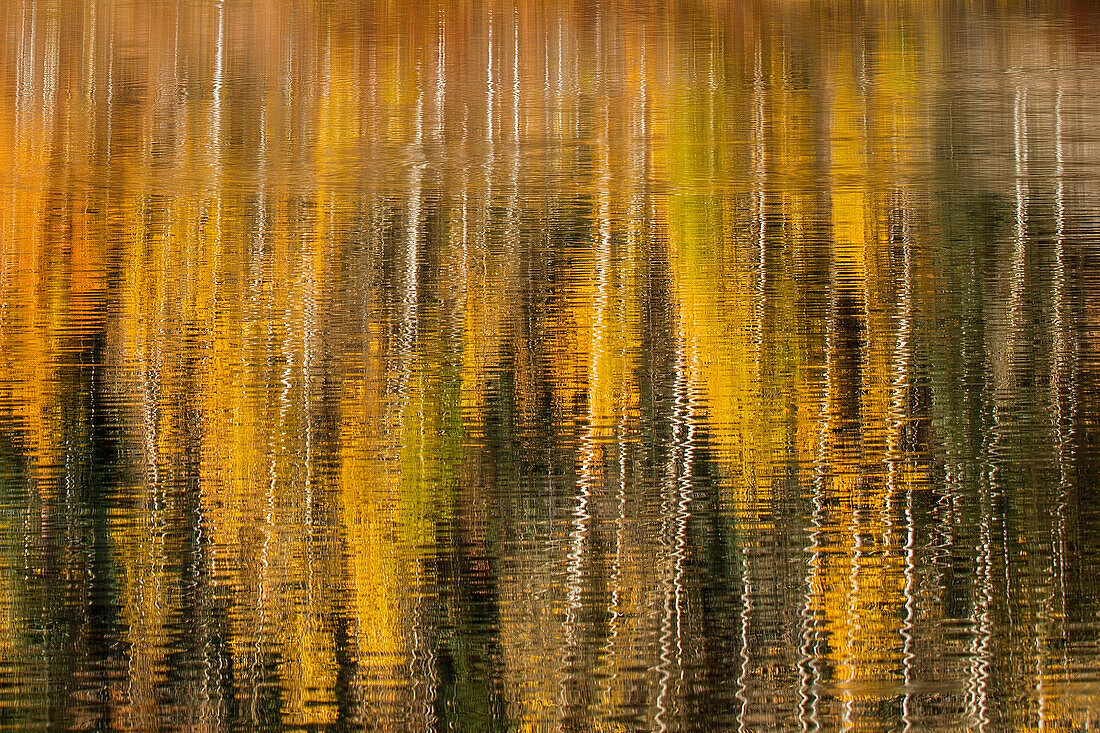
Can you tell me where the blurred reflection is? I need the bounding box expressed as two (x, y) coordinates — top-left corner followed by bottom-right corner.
(1, 0), (1099, 729)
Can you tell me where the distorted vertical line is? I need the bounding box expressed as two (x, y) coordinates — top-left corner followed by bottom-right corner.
(888, 193), (917, 733)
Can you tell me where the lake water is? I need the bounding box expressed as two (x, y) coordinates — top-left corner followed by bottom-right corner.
(2, 0), (1100, 730)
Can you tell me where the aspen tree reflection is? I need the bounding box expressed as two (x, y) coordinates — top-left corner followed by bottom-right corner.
(0, 0), (1099, 730)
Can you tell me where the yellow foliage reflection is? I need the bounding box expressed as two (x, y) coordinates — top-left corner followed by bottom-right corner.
(0, 0), (1097, 730)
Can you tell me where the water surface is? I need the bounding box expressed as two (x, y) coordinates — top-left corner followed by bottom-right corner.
(2, 0), (1100, 729)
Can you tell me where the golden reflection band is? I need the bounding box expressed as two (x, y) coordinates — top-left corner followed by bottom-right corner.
(0, 0), (1095, 730)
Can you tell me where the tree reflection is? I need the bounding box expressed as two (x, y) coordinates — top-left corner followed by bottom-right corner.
(0, 0), (1097, 730)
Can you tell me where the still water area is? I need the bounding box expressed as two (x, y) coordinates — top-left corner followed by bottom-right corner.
(3, 0), (1100, 729)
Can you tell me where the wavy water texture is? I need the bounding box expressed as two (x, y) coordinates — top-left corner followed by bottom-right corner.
(0, 0), (1099, 730)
